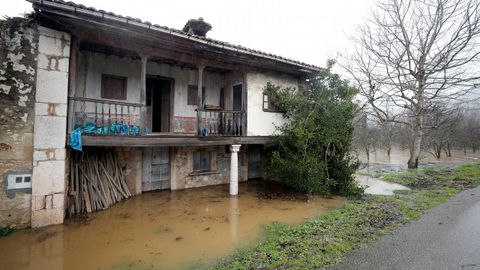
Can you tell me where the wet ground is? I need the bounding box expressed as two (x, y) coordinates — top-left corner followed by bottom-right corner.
(355, 148), (480, 195)
(355, 175), (410, 195)
(0, 181), (344, 270)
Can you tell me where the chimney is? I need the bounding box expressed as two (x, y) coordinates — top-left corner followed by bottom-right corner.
(182, 17), (212, 37)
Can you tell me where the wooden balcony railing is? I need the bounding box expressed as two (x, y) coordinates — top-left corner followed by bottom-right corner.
(198, 109), (246, 136)
(69, 98), (247, 137)
(69, 97), (145, 136)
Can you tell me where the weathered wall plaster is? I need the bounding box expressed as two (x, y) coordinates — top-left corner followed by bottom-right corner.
(76, 52), (236, 132)
(170, 146), (247, 190)
(246, 72), (298, 136)
(31, 26), (70, 228)
(115, 147), (143, 195)
(0, 17), (38, 229)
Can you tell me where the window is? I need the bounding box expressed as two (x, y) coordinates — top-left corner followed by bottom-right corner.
(263, 93), (282, 112)
(101, 74), (127, 100)
(7, 173), (32, 189)
(193, 151), (211, 172)
(187, 85), (206, 105)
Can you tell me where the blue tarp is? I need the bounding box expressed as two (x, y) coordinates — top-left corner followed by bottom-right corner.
(69, 127), (82, 151)
(69, 122), (147, 151)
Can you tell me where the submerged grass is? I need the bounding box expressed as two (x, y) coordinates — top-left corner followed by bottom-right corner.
(0, 226), (15, 237)
(208, 162), (480, 270)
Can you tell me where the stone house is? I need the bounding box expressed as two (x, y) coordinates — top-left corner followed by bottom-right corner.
(0, 0), (320, 228)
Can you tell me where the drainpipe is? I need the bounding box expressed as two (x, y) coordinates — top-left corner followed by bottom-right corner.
(229, 144), (241, 195)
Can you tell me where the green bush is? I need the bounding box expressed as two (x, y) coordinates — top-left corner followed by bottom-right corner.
(265, 67), (361, 196)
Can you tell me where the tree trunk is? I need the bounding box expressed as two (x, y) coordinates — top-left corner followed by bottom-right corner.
(433, 143), (442, 159)
(408, 123), (423, 169)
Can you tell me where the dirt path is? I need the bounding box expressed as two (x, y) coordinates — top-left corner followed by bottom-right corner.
(327, 186), (480, 270)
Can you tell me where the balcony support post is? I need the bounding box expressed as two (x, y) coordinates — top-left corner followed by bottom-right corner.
(241, 69), (247, 136)
(67, 36), (79, 132)
(197, 63), (205, 135)
(140, 53), (149, 134)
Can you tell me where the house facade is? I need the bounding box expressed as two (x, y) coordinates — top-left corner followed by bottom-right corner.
(0, 0), (319, 228)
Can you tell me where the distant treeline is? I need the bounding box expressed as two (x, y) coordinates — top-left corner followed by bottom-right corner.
(354, 108), (480, 160)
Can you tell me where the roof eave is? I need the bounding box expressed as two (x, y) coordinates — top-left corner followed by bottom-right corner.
(28, 0), (321, 74)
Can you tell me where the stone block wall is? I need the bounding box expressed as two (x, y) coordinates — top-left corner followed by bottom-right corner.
(115, 147), (143, 195)
(170, 145), (248, 190)
(0, 17), (38, 229)
(31, 26), (70, 228)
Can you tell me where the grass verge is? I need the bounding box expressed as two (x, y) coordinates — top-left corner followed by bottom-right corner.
(207, 162), (480, 270)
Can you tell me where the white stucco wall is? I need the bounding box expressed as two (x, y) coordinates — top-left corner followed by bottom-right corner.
(246, 72), (298, 136)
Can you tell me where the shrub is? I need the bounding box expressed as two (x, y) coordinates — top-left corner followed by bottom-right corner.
(265, 67), (361, 196)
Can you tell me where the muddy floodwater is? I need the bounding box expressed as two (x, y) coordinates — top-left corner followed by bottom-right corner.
(0, 181), (344, 270)
(357, 147), (480, 173)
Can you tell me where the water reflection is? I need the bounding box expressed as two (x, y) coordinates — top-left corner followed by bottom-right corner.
(0, 181), (344, 270)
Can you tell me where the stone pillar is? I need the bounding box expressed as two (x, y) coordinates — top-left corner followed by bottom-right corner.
(31, 27), (71, 227)
(229, 144), (241, 195)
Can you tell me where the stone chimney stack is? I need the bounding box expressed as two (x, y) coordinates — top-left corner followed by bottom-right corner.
(182, 17), (212, 37)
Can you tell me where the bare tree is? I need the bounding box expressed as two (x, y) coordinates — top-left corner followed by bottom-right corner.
(423, 102), (462, 158)
(343, 0), (480, 168)
(353, 112), (380, 162)
(455, 110), (480, 152)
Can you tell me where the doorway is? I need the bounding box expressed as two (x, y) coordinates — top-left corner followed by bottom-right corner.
(248, 145), (264, 179)
(233, 84), (243, 111)
(146, 77), (172, 133)
(143, 147), (171, 191)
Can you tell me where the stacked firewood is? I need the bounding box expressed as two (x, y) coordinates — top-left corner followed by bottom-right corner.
(67, 149), (131, 217)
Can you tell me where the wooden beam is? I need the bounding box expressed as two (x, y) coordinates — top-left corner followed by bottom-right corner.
(197, 63), (205, 135)
(139, 53), (149, 134)
(241, 70), (248, 136)
(80, 135), (271, 147)
(67, 35), (79, 132)
(63, 17), (302, 76)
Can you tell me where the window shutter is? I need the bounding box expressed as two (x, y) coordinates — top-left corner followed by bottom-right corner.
(102, 74), (127, 100)
(187, 85), (206, 105)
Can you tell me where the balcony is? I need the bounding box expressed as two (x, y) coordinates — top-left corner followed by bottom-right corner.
(197, 109), (246, 136)
(68, 98), (260, 147)
(70, 97), (145, 136)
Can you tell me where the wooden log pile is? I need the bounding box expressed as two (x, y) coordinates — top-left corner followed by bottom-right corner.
(67, 149), (132, 217)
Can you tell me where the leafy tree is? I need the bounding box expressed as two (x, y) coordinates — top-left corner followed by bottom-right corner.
(265, 67), (361, 195)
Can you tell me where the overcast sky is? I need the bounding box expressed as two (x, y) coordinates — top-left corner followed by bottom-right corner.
(2, 0), (375, 68)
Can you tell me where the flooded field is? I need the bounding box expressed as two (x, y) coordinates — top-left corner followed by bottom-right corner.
(356, 147), (480, 173)
(0, 181), (344, 270)
(355, 147), (480, 195)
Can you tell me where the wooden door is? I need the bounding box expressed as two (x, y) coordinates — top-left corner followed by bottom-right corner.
(248, 145), (264, 179)
(149, 78), (171, 133)
(143, 147), (170, 191)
